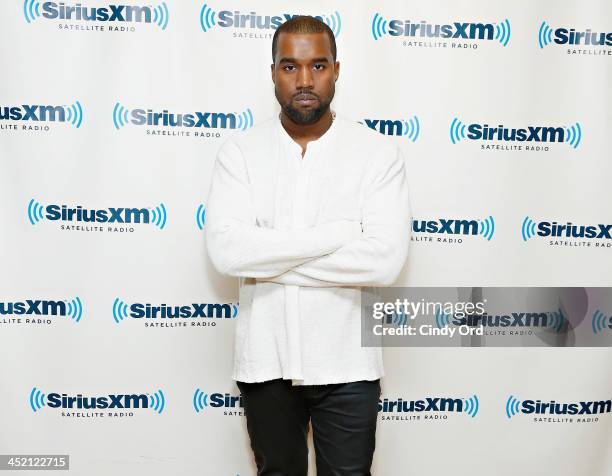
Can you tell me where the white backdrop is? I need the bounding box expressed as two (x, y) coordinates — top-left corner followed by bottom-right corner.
(0, 0), (611, 475)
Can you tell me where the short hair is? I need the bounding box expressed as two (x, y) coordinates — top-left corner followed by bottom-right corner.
(271, 15), (337, 63)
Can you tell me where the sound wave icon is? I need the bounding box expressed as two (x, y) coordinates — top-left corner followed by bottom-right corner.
(29, 386), (46, 412)
(435, 306), (451, 329)
(321, 11), (342, 38)
(494, 19), (511, 47)
(151, 203), (167, 229)
(565, 122), (582, 149)
(27, 198), (45, 225)
(193, 388), (209, 412)
(463, 395), (479, 417)
(196, 203), (206, 230)
(449, 117), (466, 144)
(64, 101), (84, 128)
(236, 108), (254, 131)
(521, 216), (537, 241)
(386, 309), (408, 326)
(113, 102), (130, 130)
(232, 302), (239, 318)
(547, 308), (566, 333)
(371, 13), (388, 40)
(152, 2), (169, 30)
(23, 0), (41, 23)
(478, 216), (495, 241)
(66, 296), (83, 322)
(402, 116), (420, 142)
(200, 3), (217, 32)
(505, 395), (521, 419)
(592, 309), (610, 334)
(538, 21), (553, 48)
(147, 389), (165, 414)
(112, 298), (130, 324)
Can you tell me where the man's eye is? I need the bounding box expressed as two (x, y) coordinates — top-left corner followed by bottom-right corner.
(313, 64), (324, 70)
(283, 65), (295, 71)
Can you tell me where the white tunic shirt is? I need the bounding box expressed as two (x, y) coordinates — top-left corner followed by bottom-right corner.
(205, 113), (411, 386)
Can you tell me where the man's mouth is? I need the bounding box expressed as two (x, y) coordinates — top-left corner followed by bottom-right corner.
(293, 94), (318, 106)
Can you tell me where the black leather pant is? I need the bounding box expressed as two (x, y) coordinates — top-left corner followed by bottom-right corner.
(236, 378), (381, 476)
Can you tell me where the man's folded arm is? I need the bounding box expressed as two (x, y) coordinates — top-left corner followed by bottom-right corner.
(205, 139), (361, 278)
(258, 146), (412, 287)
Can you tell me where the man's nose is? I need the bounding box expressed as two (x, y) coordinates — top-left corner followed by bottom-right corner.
(296, 66), (314, 89)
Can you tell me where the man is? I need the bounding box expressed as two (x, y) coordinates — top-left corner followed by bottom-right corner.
(205, 15), (411, 476)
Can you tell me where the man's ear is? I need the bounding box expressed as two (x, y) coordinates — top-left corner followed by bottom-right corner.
(270, 63), (275, 83)
(334, 61), (340, 81)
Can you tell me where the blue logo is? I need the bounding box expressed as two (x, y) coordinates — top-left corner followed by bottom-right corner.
(505, 395), (611, 419)
(23, 1), (169, 29)
(200, 4), (341, 37)
(371, 14), (510, 46)
(412, 216), (495, 241)
(193, 389), (244, 412)
(196, 203), (206, 230)
(521, 216), (611, 241)
(450, 118), (582, 148)
(27, 198), (167, 229)
(379, 395), (479, 417)
(29, 387), (166, 413)
(360, 116), (420, 142)
(1, 101), (83, 128)
(538, 21), (612, 48)
(113, 102), (254, 131)
(112, 298), (238, 323)
(1, 297), (83, 322)
(592, 310), (612, 334)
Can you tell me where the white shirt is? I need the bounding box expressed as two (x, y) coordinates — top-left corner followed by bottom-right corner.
(205, 113), (411, 386)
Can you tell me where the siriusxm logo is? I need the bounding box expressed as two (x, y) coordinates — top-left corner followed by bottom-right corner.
(193, 389), (244, 412)
(522, 217), (612, 241)
(113, 103), (254, 131)
(1, 102), (83, 128)
(371, 14), (510, 46)
(539, 21), (612, 48)
(200, 4), (341, 37)
(506, 395), (611, 418)
(23, 1), (169, 29)
(29, 387), (166, 413)
(0, 297), (83, 322)
(412, 216), (495, 241)
(360, 116), (420, 142)
(592, 310), (612, 334)
(27, 199), (167, 229)
(112, 299), (238, 323)
(379, 395), (479, 417)
(450, 118), (583, 148)
(435, 307), (566, 333)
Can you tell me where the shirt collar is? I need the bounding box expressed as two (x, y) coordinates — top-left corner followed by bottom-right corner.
(275, 112), (340, 156)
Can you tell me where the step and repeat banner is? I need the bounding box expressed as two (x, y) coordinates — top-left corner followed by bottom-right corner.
(0, 0), (611, 474)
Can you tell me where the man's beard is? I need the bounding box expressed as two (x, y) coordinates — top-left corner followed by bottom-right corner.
(277, 88), (333, 125)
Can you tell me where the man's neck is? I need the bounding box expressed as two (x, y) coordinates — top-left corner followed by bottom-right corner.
(280, 110), (334, 157)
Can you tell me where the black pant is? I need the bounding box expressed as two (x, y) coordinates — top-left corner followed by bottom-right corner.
(236, 378), (381, 476)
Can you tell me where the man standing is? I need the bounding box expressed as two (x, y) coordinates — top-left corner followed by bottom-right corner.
(205, 15), (411, 476)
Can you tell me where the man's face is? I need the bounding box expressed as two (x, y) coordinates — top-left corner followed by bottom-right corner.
(271, 32), (339, 125)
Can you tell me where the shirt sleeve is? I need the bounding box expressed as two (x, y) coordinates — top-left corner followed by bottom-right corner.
(256, 145), (411, 287)
(204, 138), (362, 278)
